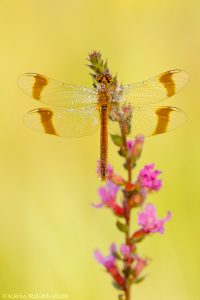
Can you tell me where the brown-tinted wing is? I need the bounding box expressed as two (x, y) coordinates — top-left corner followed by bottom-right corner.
(121, 70), (189, 105)
(24, 106), (100, 138)
(109, 106), (187, 137)
(18, 73), (97, 108)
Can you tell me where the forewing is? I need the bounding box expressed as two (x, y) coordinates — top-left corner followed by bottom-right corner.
(18, 73), (97, 108)
(109, 106), (187, 137)
(24, 106), (100, 138)
(121, 70), (189, 105)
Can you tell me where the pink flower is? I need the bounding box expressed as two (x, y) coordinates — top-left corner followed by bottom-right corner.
(138, 203), (171, 234)
(93, 180), (124, 216)
(96, 161), (125, 185)
(95, 180), (119, 207)
(134, 256), (148, 277)
(120, 244), (131, 257)
(96, 160), (114, 178)
(94, 243), (116, 268)
(98, 181), (119, 205)
(137, 163), (162, 192)
(94, 244), (125, 288)
(127, 140), (135, 151)
(127, 136), (144, 157)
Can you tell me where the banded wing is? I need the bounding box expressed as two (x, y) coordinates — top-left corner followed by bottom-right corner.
(121, 70), (189, 105)
(18, 73), (97, 108)
(24, 106), (100, 138)
(109, 106), (186, 137)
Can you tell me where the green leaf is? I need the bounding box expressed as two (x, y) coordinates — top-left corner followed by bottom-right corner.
(110, 134), (123, 147)
(116, 220), (128, 233)
(112, 281), (123, 291)
(130, 236), (145, 244)
(122, 266), (131, 277)
(113, 251), (122, 260)
(134, 276), (146, 284)
(131, 230), (146, 243)
(119, 148), (128, 158)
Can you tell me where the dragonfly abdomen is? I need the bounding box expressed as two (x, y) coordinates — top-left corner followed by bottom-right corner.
(100, 105), (108, 181)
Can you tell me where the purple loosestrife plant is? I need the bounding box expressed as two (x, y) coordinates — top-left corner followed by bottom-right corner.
(87, 52), (171, 300)
(93, 140), (171, 300)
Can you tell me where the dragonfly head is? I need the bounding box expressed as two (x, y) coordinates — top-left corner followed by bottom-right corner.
(96, 72), (112, 84)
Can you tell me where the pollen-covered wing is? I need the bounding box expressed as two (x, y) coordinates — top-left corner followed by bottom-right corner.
(24, 106), (100, 138)
(18, 73), (97, 108)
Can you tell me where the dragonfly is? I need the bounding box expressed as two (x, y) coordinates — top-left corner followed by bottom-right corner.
(18, 70), (189, 180)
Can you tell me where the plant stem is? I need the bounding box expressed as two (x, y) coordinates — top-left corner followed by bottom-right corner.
(125, 206), (131, 300)
(124, 158), (132, 300)
(127, 158), (132, 182)
(120, 125), (132, 300)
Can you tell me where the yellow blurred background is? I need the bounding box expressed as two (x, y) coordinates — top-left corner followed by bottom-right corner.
(0, 0), (199, 299)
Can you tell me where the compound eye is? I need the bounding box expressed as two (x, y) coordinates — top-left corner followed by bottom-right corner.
(106, 74), (112, 83)
(96, 74), (103, 83)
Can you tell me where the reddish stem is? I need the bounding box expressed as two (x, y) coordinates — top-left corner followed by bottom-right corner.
(120, 128), (132, 300)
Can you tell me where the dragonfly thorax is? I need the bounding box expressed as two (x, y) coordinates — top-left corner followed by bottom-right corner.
(98, 87), (111, 107)
(96, 73), (113, 107)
